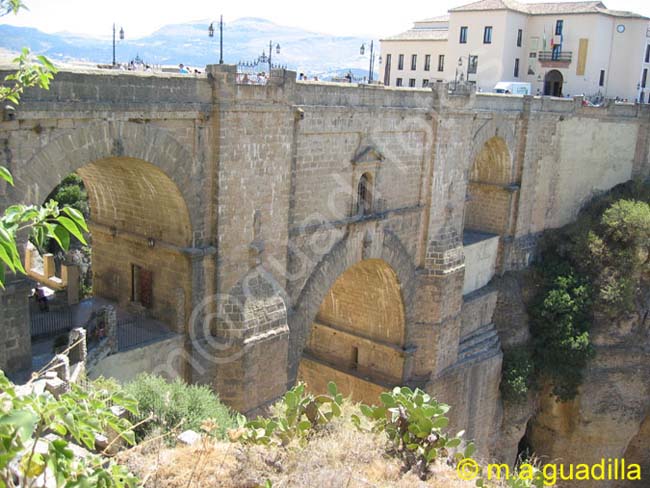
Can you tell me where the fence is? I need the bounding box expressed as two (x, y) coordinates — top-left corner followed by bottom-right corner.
(116, 316), (176, 352)
(30, 307), (73, 338)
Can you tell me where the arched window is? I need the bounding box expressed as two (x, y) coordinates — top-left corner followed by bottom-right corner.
(357, 173), (372, 216)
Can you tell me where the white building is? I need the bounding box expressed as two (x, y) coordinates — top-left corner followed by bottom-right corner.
(380, 15), (449, 88)
(380, 0), (650, 101)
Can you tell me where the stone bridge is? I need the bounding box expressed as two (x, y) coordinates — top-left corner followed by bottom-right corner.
(1, 65), (649, 452)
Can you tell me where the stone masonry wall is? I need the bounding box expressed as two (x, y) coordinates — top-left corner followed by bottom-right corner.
(1, 66), (649, 446)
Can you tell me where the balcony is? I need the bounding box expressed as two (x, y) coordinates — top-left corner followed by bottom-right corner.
(538, 50), (572, 67)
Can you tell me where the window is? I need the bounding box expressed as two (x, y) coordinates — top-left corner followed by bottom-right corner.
(460, 26), (468, 44)
(484, 26), (493, 44)
(384, 54), (392, 86)
(514, 58), (520, 78)
(438, 54), (445, 72)
(599, 69), (605, 86)
(529, 52), (537, 58)
(396, 77), (403, 87)
(424, 54), (431, 71)
(468, 55), (478, 74)
(357, 173), (372, 216)
(642, 68), (647, 88)
(422, 79), (429, 87)
(645, 45), (650, 63)
(530, 36), (539, 50)
(411, 54), (417, 70)
(398, 54), (404, 70)
(517, 29), (523, 47)
(555, 20), (564, 36)
(409, 78), (416, 87)
(351, 346), (359, 370)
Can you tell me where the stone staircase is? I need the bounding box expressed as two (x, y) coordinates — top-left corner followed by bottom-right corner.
(457, 323), (501, 364)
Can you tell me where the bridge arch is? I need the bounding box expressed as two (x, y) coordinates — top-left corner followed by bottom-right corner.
(9, 122), (201, 235)
(464, 135), (514, 236)
(291, 229), (417, 403)
(8, 122), (198, 333)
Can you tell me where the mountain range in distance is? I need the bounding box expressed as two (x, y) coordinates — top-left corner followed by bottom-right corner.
(0, 17), (381, 80)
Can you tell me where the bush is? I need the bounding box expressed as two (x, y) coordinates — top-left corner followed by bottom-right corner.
(237, 382), (343, 447)
(523, 180), (650, 402)
(124, 374), (237, 442)
(0, 371), (138, 487)
(501, 347), (534, 403)
(353, 386), (470, 480)
(49, 173), (90, 218)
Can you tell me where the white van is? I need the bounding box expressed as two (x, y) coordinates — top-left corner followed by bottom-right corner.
(494, 82), (531, 95)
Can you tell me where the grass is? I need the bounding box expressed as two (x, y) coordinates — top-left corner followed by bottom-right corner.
(119, 402), (500, 488)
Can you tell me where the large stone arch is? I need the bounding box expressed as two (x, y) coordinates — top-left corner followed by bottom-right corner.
(464, 135), (514, 236)
(289, 227), (417, 402)
(467, 117), (517, 173)
(7, 122), (199, 332)
(6, 121), (202, 237)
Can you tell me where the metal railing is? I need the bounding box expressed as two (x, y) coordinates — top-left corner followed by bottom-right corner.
(30, 306), (73, 338)
(236, 72), (269, 85)
(116, 316), (175, 352)
(538, 51), (572, 62)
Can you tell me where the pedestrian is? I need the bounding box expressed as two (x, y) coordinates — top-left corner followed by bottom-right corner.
(36, 285), (49, 312)
(179, 63), (189, 74)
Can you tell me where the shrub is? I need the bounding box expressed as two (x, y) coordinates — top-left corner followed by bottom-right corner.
(353, 386), (470, 480)
(501, 347), (534, 403)
(49, 173), (90, 218)
(124, 374), (237, 442)
(0, 371), (138, 487)
(530, 270), (593, 401)
(236, 382), (343, 447)
(522, 181), (650, 402)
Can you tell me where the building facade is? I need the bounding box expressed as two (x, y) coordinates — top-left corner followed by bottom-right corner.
(380, 16), (449, 89)
(381, 0), (650, 101)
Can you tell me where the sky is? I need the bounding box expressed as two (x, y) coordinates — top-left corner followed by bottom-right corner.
(2, 0), (650, 39)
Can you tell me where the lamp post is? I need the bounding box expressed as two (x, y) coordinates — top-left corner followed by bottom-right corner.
(112, 23), (124, 67)
(208, 16), (224, 64)
(360, 41), (376, 83)
(258, 41), (281, 74)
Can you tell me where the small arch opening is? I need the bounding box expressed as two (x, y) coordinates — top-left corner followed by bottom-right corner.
(356, 173), (373, 216)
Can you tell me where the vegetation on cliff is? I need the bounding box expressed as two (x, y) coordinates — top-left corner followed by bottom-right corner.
(502, 180), (650, 402)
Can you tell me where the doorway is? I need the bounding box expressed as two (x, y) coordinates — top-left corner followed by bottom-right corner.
(543, 70), (563, 97)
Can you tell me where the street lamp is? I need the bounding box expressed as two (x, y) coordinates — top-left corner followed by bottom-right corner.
(360, 41), (376, 83)
(258, 41), (280, 74)
(112, 23), (124, 67)
(208, 16), (224, 65)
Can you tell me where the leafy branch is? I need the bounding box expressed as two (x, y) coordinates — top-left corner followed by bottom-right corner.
(1, 48), (57, 105)
(0, 0), (27, 17)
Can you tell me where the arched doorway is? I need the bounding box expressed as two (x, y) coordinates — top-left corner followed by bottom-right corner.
(297, 258), (406, 404)
(543, 70), (563, 97)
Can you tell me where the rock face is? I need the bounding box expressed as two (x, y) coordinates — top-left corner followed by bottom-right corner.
(528, 309), (650, 488)
(493, 270), (650, 488)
